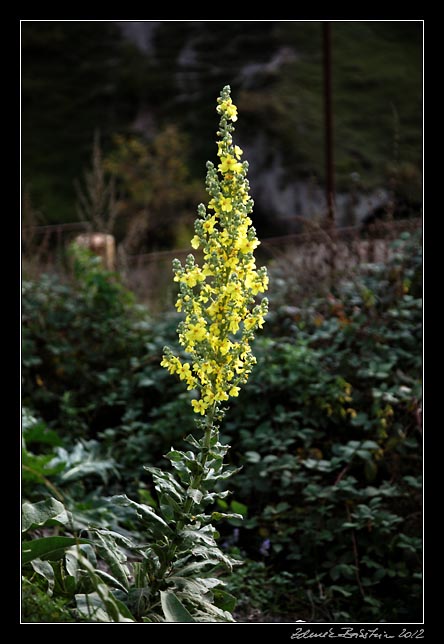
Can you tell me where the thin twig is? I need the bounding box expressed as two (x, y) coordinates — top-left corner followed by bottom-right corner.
(334, 464), (349, 486)
(22, 464), (65, 502)
(345, 504), (366, 599)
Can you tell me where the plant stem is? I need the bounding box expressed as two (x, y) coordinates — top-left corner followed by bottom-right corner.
(345, 504), (366, 599)
(182, 401), (217, 518)
(155, 402), (217, 583)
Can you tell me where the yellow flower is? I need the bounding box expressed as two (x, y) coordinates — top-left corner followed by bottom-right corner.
(238, 238), (260, 254)
(161, 85), (268, 417)
(229, 316), (240, 334)
(215, 390), (229, 402)
(244, 317), (256, 331)
(202, 217), (217, 234)
(177, 362), (191, 379)
(218, 230), (229, 245)
(225, 255), (238, 270)
(219, 339), (232, 355)
(218, 155), (243, 175)
(225, 104), (238, 121)
(186, 323), (207, 344)
(182, 268), (204, 288)
(191, 399), (208, 415)
(218, 99), (238, 121)
(220, 196), (233, 212)
(202, 267), (214, 280)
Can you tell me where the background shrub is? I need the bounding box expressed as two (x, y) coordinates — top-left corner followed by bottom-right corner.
(22, 232), (422, 622)
(221, 232), (422, 621)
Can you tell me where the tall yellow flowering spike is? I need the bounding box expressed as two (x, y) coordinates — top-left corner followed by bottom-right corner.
(161, 85), (268, 415)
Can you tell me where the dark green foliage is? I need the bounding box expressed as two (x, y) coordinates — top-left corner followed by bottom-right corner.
(22, 577), (78, 623)
(226, 559), (298, 621)
(22, 246), (192, 493)
(220, 232), (422, 621)
(22, 232), (422, 622)
(22, 407), (130, 543)
(22, 246), (147, 439)
(22, 395), (242, 622)
(21, 21), (147, 222)
(21, 497), (135, 623)
(87, 425), (243, 622)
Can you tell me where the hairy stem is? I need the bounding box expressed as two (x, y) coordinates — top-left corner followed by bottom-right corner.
(182, 401), (217, 519)
(155, 403), (218, 584)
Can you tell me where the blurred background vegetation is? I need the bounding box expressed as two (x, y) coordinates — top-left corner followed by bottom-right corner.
(22, 21), (422, 240)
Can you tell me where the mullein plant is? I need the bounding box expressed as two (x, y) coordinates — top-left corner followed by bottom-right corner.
(89, 86), (268, 623)
(161, 84), (268, 421)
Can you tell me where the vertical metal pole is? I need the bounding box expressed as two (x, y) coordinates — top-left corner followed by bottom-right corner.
(323, 22), (335, 226)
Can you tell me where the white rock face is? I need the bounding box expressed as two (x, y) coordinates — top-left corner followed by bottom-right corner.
(116, 22), (393, 229)
(242, 136), (389, 228)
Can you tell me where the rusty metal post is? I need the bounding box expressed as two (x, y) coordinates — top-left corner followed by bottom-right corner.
(322, 21), (336, 284)
(323, 21), (335, 226)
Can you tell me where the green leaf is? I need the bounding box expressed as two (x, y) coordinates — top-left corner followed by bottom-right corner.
(159, 492), (182, 522)
(106, 594), (135, 622)
(364, 460), (378, 481)
(169, 575), (220, 597)
(190, 544), (239, 571)
(330, 563), (356, 581)
(245, 451), (261, 463)
(75, 591), (114, 622)
(330, 584), (353, 597)
(143, 467), (186, 501)
(356, 449), (373, 461)
(213, 588), (237, 613)
(178, 590), (235, 622)
(187, 488), (203, 504)
(22, 451), (66, 483)
(204, 466), (242, 482)
(22, 498), (70, 533)
(30, 559), (56, 595)
(51, 441), (117, 484)
(65, 551), (81, 582)
(364, 596), (382, 608)
(111, 494), (173, 536)
(173, 559), (221, 577)
(165, 450), (183, 462)
(22, 536), (91, 564)
(75, 567), (135, 623)
(184, 434), (201, 449)
(403, 475), (422, 489)
(95, 569), (129, 593)
(181, 525), (218, 547)
(23, 420), (62, 447)
(90, 530), (131, 591)
(361, 440), (379, 450)
(203, 490), (231, 503)
(230, 500), (248, 517)
(160, 590), (196, 622)
(138, 377), (155, 388)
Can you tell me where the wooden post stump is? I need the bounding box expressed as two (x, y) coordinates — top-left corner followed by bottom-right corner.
(74, 233), (116, 270)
